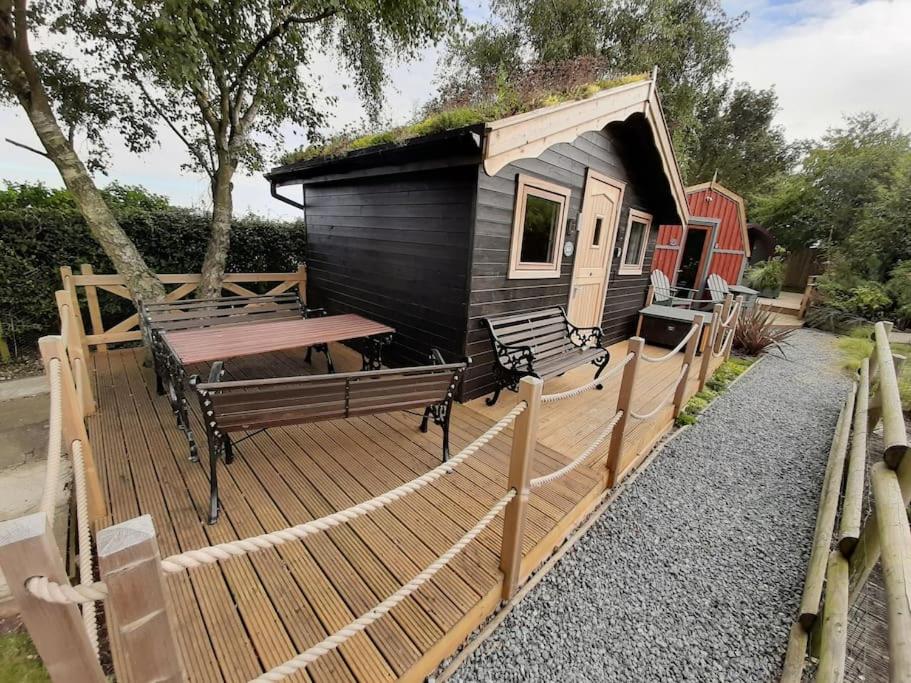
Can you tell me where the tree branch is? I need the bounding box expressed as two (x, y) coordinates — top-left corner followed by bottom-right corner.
(230, 6), (337, 91)
(6, 136), (49, 157)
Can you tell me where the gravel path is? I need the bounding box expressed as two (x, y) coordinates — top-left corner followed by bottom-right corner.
(450, 329), (850, 682)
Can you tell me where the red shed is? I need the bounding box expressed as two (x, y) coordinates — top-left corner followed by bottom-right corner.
(652, 180), (750, 292)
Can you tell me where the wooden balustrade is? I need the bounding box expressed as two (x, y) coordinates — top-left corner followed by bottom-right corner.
(59, 264), (308, 348)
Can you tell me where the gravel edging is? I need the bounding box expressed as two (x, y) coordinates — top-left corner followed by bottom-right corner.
(449, 329), (850, 682)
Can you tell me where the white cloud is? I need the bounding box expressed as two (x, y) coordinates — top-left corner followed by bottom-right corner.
(730, 0), (911, 141)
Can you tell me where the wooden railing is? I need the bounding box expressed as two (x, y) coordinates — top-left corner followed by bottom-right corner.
(0, 282), (743, 682)
(783, 321), (910, 681)
(60, 264), (307, 349)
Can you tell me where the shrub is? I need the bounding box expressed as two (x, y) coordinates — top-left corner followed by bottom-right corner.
(886, 260), (911, 326)
(745, 258), (785, 292)
(836, 325), (911, 411)
(0, 182), (306, 352)
(674, 358), (754, 426)
(733, 305), (795, 356)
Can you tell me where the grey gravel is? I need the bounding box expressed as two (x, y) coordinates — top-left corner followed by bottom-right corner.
(450, 329), (850, 683)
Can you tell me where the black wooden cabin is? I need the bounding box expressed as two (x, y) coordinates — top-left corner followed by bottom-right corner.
(267, 77), (690, 401)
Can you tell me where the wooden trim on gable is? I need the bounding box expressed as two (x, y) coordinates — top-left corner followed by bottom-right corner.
(481, 78), (690, 227)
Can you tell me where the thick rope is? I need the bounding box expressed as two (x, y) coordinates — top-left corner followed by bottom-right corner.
(712, 328), (734, 359)
(25, 575), (108, 604)
(530, 411), (624, 488)
(630, 364), (688, 421)
(252, 490), (516, 682)
(721, 303), (740, 329)
(72, 440), (99, 658)
(40, 358), (64, 522)
(640, 323), (698, 363)
(541, 353), (633, 403)
(160, 401), (528, 573)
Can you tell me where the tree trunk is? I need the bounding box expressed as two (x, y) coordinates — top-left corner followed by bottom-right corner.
(0, 5), (165, 305)
(197, 158), (234, 299)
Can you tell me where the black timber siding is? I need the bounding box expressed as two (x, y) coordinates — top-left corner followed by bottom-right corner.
(303, 168), (475, 369)
(463, 117), (677, 400)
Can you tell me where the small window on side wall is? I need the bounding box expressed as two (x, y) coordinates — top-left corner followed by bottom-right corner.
(618, 209), (653, 275)
(508, 174), (571, 279)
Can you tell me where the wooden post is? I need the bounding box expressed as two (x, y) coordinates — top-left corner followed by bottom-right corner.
(871, 463), (911, 681)
(723, 297), (743, 361)
(98, 515), (184, 682)
(816, 550), (850, 683)
(699, 303), (723, 391)
(606, 337), (643, 488)
(780, 621), (809, 683)
(799, 383), (856, 630)
(59, 266), (90, 361)
(674, 315), (703, 416)
(0, 513), (105, 682)
(55, 290), (96, 416)
(839, 357), (869, 556)
(39, 337), (106, 522)
(872, 322), (908, 468)
(80, 264), (107, 352)
(297, 263), (308, 304)
(499, 377), (542, 601)
(714, 293), (734, 354)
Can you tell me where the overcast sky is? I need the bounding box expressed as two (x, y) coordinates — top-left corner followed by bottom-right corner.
(1, 0), (908, 219)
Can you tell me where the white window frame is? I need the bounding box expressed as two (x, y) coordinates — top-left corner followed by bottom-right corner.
(507, 174), (571, 280)
(618, 209), (653, 276)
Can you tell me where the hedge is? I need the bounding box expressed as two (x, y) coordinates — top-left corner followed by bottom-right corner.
(0, 182), (306, 351)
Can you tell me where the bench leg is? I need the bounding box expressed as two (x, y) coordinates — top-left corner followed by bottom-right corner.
(208, 442), (220, 524)
(420, 407), (431, 433)
(485, 386), (503, 406)
(441, 420), (450, 462)
(223, 437), (234, 465)
(593, 352), (610, 390)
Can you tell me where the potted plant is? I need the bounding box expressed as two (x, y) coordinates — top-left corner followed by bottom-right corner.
(745, 248), (786, 298)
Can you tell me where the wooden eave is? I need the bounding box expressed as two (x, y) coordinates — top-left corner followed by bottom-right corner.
(482, 78), (691, 225)
(686, 180), (751, 257)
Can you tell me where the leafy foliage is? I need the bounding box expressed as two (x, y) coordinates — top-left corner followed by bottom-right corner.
(0, 630), (49, 683)
(744, 256), (786, 293)
(0, 182), (306, 347)
(674, 358), (753, 426)
(732, 306), (794, 356)
(836, 326), (911, 412)
(887, 261), (911, 327)
(281, 64), (647, 164)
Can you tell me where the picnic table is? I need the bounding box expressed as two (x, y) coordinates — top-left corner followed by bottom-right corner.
(153, 312), (395, 460)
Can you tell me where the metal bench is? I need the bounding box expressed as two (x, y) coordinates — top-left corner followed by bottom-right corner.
(482, 306), (610, 406)
(192, 351), (466, 523)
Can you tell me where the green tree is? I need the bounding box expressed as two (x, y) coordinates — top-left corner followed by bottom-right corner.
(438, 0), (744, 161)
(0, 0), (166, 303)
(68, 0), (460, 297)
(753, 113), (910, 252)
(684, 81), (796, 199)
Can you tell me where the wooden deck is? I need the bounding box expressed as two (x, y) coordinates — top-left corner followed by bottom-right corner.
(88, 338), (724, 682)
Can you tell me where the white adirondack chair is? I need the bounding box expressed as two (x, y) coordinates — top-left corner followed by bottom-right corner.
(706, 274), (730, 305)
(649, 270), (698, 308)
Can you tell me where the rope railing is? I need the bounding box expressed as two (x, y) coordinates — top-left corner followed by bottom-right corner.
(39, 358), (64, 522)
(71, 439), (99, 657)
(541, 353), (633, 403)
(530, 411), (624, 489)
(640, 323), (698, 364)
(254, 489), (516, 682)
(630, 364), (689, 421)
(25, 400), (528, 604)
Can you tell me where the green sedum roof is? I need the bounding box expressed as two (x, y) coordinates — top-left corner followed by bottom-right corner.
(278, 73), (648, 167)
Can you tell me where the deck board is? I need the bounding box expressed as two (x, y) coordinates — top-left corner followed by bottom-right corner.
(88, 337), (723, 682)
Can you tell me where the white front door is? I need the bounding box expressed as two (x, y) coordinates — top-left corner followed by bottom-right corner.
(567, 170), (625, 327)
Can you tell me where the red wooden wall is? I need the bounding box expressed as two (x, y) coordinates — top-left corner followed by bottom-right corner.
(652, 184), (747, 286)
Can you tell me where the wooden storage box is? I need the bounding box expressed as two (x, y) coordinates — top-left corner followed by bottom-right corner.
(640, 313), (697, 349)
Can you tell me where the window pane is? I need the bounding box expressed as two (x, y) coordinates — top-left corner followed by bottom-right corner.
(592, 217), (603, 246)
(520, 194), (560, 264)
(624, 221), (646, 265)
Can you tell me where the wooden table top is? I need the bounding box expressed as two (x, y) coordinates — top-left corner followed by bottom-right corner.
(638, 304), (714, 323)
(163, 314), (395, 365)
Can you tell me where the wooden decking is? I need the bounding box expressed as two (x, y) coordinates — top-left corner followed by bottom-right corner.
(88, 338), (724, 682)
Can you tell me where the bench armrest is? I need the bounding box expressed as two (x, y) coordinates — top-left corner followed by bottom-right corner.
(302, 306), (327, 318)
(492, 340), (535, 372)
(565, 321), (605, 349)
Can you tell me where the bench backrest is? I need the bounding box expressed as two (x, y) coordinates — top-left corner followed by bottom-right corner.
(484, 307), (573, 363)
(650, 270), (674, 303)
(706, 274), (729, 303)
(195, 362), (465, 433)
(142, 293), (304, 333)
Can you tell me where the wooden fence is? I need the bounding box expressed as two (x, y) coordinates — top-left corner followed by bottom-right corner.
(60, 264), (307, 349)
(782, 321), (910, 682)
(0, 279), (743, 682)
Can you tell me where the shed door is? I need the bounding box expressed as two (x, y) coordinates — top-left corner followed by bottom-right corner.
(567, 171), (624, 327)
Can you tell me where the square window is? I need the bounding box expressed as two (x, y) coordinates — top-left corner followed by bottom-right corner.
(508, 175), (571, 279)
(618, 209), (653, 275)
(592, 216), (604, 247)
